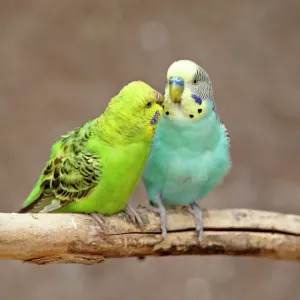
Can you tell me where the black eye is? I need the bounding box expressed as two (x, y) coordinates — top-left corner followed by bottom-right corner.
(193, 79), (198, 84)
(146, 102), (152, 108)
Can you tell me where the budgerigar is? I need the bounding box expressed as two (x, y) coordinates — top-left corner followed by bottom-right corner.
(142, 60), (231, 241)
(19, 81), (164, 228)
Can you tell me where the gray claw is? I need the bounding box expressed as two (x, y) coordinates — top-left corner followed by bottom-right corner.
(161, 222), (167, 239)
(124, 204), (144, 227)
(90, 213), (105, 227)
(141, 196), (167, 239)
(187, 202), (203, 242)
(141, 204), (161, 214)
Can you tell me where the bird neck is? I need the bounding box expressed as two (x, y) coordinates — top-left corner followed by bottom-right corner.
(156, 112), (222, 151)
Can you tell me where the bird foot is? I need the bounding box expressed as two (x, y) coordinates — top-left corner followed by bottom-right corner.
(141, 204), (162, 214)
(123, 204), (144, 227)
(185, 202), (203, 242)
(89, 213), (105, 228)
(141, 202), (167, 240)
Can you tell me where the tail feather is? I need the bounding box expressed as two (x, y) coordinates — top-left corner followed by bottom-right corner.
(18, 197), (61, 213)
(18, 206), (31, 213)
(18, 200), (43, 213)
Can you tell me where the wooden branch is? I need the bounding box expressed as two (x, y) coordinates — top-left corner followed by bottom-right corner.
(1, 208), (300, 264)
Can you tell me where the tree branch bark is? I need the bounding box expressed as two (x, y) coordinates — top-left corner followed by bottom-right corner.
(1, 208), (300, 264)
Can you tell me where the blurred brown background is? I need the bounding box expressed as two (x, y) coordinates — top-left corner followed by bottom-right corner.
(0, 0), (300, 299)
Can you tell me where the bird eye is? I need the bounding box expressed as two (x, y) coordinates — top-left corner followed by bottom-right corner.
(146, 102), (152, 108)
(193, 79), (198, 84)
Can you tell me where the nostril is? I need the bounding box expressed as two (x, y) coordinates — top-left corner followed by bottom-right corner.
(175, 78), (184, 86)
(169, 77), (184, 87)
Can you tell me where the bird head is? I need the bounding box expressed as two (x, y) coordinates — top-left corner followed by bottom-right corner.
(163, 60), (215, 121)
(104, 81), (164, 143)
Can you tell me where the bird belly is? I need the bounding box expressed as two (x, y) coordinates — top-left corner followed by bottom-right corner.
(159, 148), (230, 207)
(61, 143), (150, 215)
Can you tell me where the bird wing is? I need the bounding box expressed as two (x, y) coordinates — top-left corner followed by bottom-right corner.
(221, 122), (231, 150)
(19, 122), (102, 213)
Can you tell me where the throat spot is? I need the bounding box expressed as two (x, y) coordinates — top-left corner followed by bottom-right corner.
(191, 94), (202, 104)
(150, 110), (160, 125)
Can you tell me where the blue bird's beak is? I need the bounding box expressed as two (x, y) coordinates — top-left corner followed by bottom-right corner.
(169, 77), (184, 103)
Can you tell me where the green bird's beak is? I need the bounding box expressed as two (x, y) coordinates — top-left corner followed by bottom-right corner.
(154, 90), (164, 106)
(169, 77), (184, 103)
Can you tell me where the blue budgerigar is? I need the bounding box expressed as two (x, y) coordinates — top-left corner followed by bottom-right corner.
(142, 60), (231, 241)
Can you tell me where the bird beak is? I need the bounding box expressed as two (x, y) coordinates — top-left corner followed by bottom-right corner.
(169, 77), (184, 103)
(154, 90), (164, 106)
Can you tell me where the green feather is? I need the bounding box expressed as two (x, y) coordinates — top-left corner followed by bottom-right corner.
(19, 81), (163, 215)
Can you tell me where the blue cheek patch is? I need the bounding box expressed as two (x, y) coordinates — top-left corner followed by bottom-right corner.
(150, 110), (160, 125)
(191, 94), (202, 104)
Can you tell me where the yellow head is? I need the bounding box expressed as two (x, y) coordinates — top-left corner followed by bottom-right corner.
(102, 81), (164, 143)
(163, 60), (215, 121)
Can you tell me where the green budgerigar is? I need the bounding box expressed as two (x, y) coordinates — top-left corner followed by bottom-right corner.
(19, 81), (164, 227)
